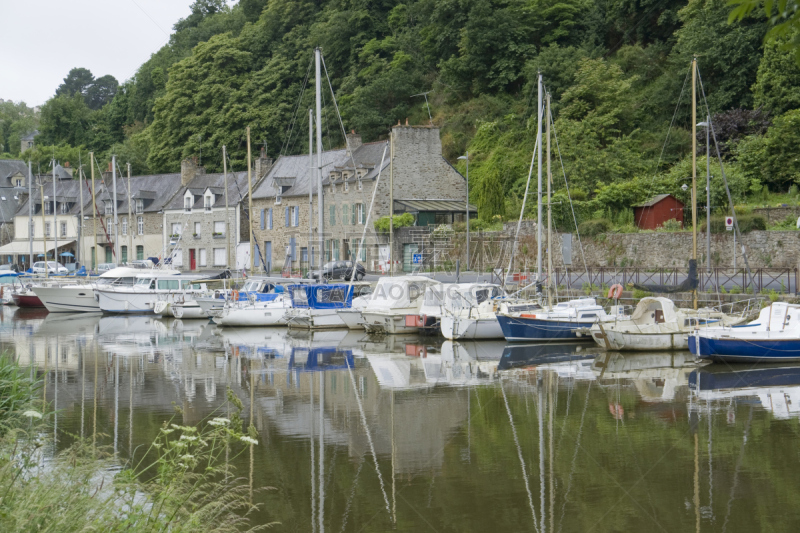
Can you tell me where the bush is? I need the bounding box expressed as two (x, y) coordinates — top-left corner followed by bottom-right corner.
(374, 213), (415, 233)
(658, 218), (683, 231)
(578, 218), (612, 237)
(709, 214), (767, 233)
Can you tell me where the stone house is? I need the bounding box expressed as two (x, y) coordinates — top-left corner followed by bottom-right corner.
(20, 131), (36, 154)
(0, 160), (30, 249)
(248, 125), (473, 273)
(88, 170), (183, 266)
(161, 156), (267, 271)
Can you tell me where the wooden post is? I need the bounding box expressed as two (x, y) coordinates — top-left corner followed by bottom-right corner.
(247, 127), (254, 273)
(692, 57), (698, 310)
(91, 153), (97, 271)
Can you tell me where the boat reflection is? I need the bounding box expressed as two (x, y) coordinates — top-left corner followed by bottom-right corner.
(689, 364), (800, 420)
(499, 342), (603, 370)
(593, 351), (699, 402)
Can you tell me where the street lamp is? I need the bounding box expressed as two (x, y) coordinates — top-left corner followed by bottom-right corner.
(697, 118), (710, 271)
(458, 153), (470, 271)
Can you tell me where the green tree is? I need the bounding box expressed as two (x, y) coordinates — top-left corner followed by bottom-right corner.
(38, 94), (93, 147)
(0, 100), (38, 157)
(55, 68), (95, 98)
(753, 35), (800, 114)
(737, 109), (800, 192)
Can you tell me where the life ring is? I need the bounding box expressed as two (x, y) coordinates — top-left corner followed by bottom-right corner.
(231, 289), (239, 302)
(607, 283), (623, 300)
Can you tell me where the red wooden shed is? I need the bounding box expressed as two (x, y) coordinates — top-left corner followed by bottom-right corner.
(633, 194), (684, 230)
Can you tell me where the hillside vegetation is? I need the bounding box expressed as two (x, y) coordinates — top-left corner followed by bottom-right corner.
(5, 0), (800, 227)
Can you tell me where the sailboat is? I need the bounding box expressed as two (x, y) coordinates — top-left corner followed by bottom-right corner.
(586, 59), (747, 351)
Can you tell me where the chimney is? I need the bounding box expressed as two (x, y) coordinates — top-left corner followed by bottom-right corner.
(405, 118), (409, 126)
(181, 156), (205, 186)
(64, 161), (70, 168)
(107, 162), (112, 172)
(254, 149), (274, 181)
(346, 130), (362, 151)
(62, 161), (74, 178)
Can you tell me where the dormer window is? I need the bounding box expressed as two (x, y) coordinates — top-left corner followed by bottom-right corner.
(104, 201), (112, 215)
(204, 195), (212, 212)
(44, 201), (52, 215)
(344, 179), (349, 192)
(184, 196), (192, 212)
(15, 179), (22, 187)
(358, 177), (363, 190)
(60, 202), (68, 214)
(135, 199), (143, 213)
(275, 191), (282, 205)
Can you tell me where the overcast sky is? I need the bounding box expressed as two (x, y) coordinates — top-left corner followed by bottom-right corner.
(1, 0), (196, 106)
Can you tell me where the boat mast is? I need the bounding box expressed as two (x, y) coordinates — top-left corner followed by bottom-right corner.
(90, 152), (97, 272)
(691, 58), (698, 310)
(315, 48), (324, 273)
(78, 155), (84, 268)
(112, 155), (119, 262)
(537, 73), (543, 284)
(546, 92), (553, 309)
(223, 145), (231, 268)
(40, 174), (48, 279)
(53, 156), (57, 269)
(127, 163), (132, 264)
(247, 127), (254, 272)
(309, 109), (314, 270)
(27, 161), (32, 268)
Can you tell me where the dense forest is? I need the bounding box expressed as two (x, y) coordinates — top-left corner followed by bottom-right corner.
(3, 0), (800, 226)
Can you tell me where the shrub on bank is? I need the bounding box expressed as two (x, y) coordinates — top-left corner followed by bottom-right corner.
(578, 218), (612, 237)
(709, 214), (767, 233)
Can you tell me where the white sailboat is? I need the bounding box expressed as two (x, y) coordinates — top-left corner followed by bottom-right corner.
(360, 275), (443, 334)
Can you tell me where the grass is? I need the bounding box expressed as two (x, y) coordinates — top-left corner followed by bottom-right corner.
(0, 354), (271, 532)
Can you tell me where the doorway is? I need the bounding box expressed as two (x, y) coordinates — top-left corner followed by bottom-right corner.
(189, 249), (196, 270)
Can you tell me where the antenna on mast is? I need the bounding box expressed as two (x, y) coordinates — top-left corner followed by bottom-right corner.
(410, 91), (434, 126)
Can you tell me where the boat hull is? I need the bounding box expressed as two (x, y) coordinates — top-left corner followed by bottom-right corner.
(170, 303), (206, 319)
(286, 309), (347, 329)
(689, 334), (800, 363)
(12, 293), (44, 308)
(361, 311), (420, 334)
(339, 309), (365, 330)
(33, 285), (99, 313)
(594, 329), (689, 351)
(497, 315), (595, 342)
(212, 305), (289, 327)
(441, 315), (504, 340)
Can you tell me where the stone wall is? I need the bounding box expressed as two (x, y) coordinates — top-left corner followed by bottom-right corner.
(753, 206), (800, 225)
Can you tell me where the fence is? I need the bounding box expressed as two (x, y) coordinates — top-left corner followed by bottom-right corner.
(548, 267), (797, 294)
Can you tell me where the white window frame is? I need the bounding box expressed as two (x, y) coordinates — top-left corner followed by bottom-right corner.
(135, 199), (144, 213)
(344, 180), (349, 192)
(15, 178), (22, 187)
(104, 202), (112, 215)
(194, 222), (201, 236)
(137, 216), (144, 235)
(44, 201), (52, 215)
(213, 221), (225, 236)
(60, 202), (68, 214)
(267, 208), (273, 230)
(60, 222), (66, 237)
(213, 248), (226, 266)
(122, 218), (127, 236)
(45, 222), (51, 237)
(184, 195), (193, 212)
(204, 194), (212, 212)
(171, 223), (182, 236)
(199, 248), (207, 267)
(358, 178), (362, 190)
(275, 190), (282, 205)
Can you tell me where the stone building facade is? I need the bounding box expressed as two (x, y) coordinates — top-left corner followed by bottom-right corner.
(248, 125), (471, 273)
(163, 157), (269, 271)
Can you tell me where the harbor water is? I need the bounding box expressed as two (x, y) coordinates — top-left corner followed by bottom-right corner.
(3, 306), (799, 531)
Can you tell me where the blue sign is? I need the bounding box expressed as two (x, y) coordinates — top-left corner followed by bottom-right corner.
(412, 253), (422, 265)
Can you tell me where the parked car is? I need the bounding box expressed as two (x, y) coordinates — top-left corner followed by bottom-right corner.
(32, 261), (69, 275)
(97, 263), (117, 273)
(308, 261), (366, 281)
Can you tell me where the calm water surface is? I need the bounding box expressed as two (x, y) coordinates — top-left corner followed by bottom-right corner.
(2, 306), (799, 532)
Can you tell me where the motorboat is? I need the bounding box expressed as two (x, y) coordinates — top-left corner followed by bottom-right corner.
(33, 267), (169, 313)
(338, 293), (371, 329)
(497, 298), (611, 342)
(360, 275), (443, 334)
(689, 302), (800, 363)
(285, 282), (371, 329)
(590, 296), (746, 351)
(0, 272), (21, 305)
(437, 283), (507, 340)
(96, 273), (207, 314)
(196, 277), (312, 317)
(11, 283), (44, 308)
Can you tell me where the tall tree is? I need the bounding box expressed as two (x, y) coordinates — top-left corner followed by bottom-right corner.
(55, 68), (95, 98)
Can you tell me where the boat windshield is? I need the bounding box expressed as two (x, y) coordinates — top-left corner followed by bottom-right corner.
(242, 280), (260, 292)
(135, 278), (151, 285)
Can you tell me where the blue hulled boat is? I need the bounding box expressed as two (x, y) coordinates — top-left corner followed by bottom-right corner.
(497, 298), (607, 342)
(689, 302), (800, 363)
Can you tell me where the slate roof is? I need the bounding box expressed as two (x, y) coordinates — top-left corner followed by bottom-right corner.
(21, 131), (37, 142)
(164, 171), (249, 210)
(633, 194), (683, 208)
(252, 141), (390, 200)
(16, 178), (90, 217)
(0, 160), (29, 186)
(90, 173), (183, 214)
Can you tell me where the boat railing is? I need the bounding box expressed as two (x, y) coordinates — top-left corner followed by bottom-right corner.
(709, 297), (764, 321)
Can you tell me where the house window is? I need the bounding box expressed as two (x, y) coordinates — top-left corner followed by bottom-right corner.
(301, 247), (308, 262)
(121, 246), (128, 263)
(104, 202), (112, 215)
(213, 248), (225, 266)
(292, 206), (299, 227)
(194, 222), (201, 236)
(137, 216), (144, 235)
(214, 221), (225, 236)
(184, 197), (192, 212)
(60, 222), (66, 237)
(343, 204), (349, 226)
(44, 202), (51, 215)
(204, 195), (212, 212)
(199, 248), (207, 267)
(122, 218), (127, 236)
(106, 218), (112, 233)
(60, 202), (68, 214)
(136, 245), (144, 260)
(332, 239), (340, 260)
(358, 178), (362, 190)
(29, 221), (34, 237)
(171, 223), (181, 236)
(344, 180), (349, 192)
(135, 199), (143, 213)
(15, 179), (22, 187)
(45, 222), (51, 237)
(276, 191), (282, 205)
(329, 205), (335, 226)
(357, 203), (365, 224)
(351, 203), (356, 225)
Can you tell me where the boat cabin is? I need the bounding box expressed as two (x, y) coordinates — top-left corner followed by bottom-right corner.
(288, 283), (371, 309)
